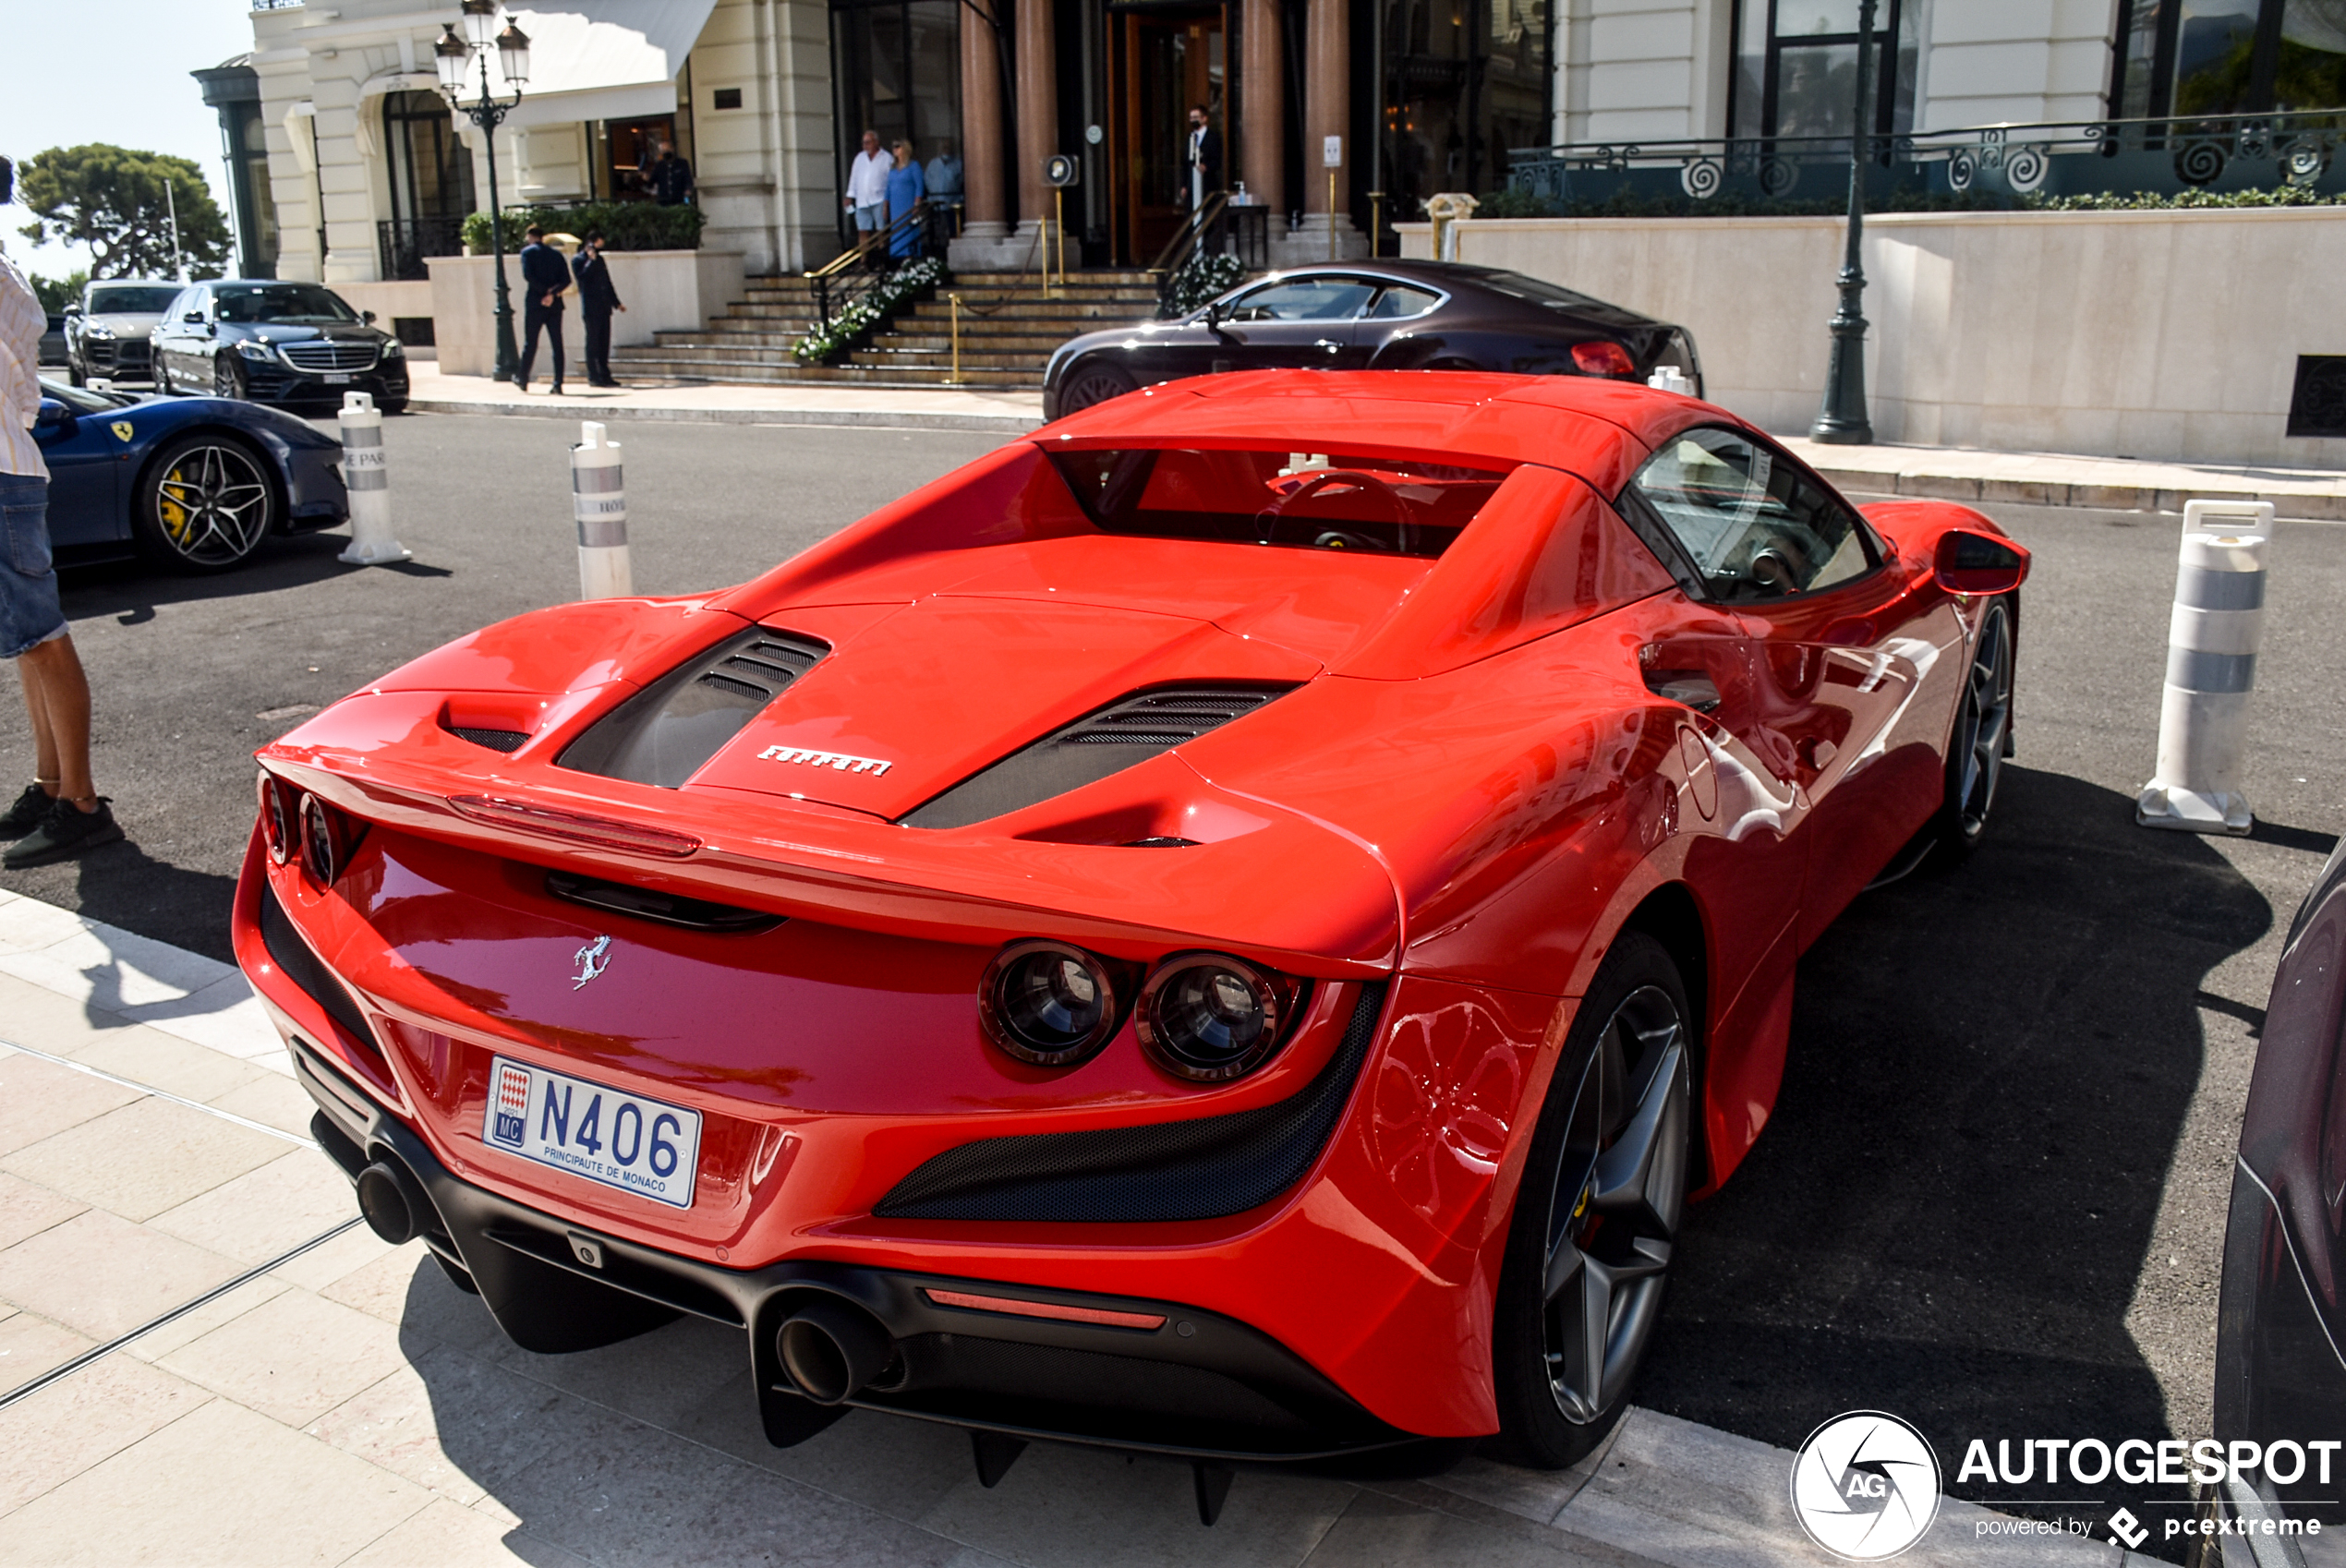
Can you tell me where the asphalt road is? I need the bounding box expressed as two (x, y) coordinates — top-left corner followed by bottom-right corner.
(5, 411), (2340, 1558)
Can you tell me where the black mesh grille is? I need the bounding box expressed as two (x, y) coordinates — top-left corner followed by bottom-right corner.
(901, 684), (1297, 830)
(875, 983), (1387, 1223)
(448, 726), (528, 753)
(259, 881), (380, 1057)
(889, 1333), (1313, 1431)
(558, 627), (829, 789)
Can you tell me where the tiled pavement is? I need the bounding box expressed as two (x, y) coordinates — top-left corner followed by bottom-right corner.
(0, 887), (2146, 1567)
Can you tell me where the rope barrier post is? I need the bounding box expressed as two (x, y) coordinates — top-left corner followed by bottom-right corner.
(335, 391), (410, 564)
(2136, 498), (2273, 836)
(571, 420), (631, 600)
(946, 293), (962, 385)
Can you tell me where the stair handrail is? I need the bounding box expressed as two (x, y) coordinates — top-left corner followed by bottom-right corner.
(806, 203), (944, 332)
(1152, 192), (1238, 317)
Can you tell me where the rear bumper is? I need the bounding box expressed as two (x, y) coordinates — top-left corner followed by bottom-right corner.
(293, 1032), (1433, 1465)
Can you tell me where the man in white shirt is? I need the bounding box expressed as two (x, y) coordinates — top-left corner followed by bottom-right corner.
(844, 128), (890, 252)
(0, 154), (119, 867)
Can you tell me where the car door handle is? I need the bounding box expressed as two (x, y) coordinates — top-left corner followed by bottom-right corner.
(1315, 340), (1341, 352)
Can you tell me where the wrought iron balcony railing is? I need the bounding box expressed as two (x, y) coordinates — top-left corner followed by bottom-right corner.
(1506, 110), (2346, 210)
(377, 216), (467, 282)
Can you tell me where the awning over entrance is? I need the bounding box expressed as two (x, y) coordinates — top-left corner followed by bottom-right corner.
(499, 0), (718, 128)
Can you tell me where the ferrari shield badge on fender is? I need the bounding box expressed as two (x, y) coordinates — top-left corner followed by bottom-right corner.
(110, 421), (134, 441)
(572, 935), (611, 990)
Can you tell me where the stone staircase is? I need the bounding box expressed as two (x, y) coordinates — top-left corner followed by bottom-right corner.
(609, 270), (1162, 391)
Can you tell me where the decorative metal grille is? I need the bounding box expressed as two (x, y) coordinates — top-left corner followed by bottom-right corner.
(282, 341), (380, 371)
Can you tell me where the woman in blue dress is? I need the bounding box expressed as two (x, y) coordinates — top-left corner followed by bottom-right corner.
(886, 141), (925, 260)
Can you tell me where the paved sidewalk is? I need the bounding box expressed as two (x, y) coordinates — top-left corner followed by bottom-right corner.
(0, 887), (2140, 1567)
(405, 365), (2346, 520)
(403, 365), (1046, 433)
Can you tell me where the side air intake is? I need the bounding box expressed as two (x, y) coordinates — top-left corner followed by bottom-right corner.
(558, 628), (828, 789)
(901, 685), (1295, 830)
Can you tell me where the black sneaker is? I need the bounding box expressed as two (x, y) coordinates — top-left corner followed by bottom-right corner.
(0, 784), (52, 839)
(3, 798), (124, 868)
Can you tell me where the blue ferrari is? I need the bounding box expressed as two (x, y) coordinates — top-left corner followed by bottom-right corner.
(34, 378), (349, 573)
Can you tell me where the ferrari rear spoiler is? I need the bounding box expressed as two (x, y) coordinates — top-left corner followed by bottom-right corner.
(258, 690), (1401, 976)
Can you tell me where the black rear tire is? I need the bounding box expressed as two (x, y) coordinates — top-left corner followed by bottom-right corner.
(1933, 596), (2015, 862)
(1488, 931), (1692, 1468)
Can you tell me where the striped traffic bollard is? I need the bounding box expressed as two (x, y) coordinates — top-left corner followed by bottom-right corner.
(572, 420), (632, 599)
(336, 391), (410, 564)
(2136, 499), (2273, 836)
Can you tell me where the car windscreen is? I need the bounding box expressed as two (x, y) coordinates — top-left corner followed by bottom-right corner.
(86, 285), (182, 315)
(39, 379), (135, 414)
(214, 284), (359, 325)
(1049, 447), (1516, 558)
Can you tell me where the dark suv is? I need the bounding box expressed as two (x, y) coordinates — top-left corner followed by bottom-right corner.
(151, 280), (408, 413)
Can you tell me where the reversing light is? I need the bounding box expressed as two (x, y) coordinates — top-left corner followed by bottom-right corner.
(258, 771), (296, 864)
(1571, 340), (1638, 378)
(981, 940), (1125, 1067)
(1135, 954), (1292, 1081)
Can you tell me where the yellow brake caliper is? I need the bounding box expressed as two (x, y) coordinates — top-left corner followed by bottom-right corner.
(158, 464), (193, 544)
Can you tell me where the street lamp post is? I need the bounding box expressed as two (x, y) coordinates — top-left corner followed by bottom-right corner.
(1810, 0), (1877, 445)
(435, 0), (530, 382)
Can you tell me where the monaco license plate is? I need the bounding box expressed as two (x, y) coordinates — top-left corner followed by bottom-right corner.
(323, 371), (353, 384)
(483, 1055), (701, 1207)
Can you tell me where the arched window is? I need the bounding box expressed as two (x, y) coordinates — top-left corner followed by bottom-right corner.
(380, 90), (477, 279)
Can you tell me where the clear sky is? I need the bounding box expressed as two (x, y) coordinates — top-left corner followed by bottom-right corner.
(0, 0), (263, 282)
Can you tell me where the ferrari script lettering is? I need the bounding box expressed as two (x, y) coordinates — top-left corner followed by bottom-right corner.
(756, 746), (893, 777)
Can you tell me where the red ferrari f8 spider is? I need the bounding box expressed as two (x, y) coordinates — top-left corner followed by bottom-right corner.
(235, 370), (2028, 1504)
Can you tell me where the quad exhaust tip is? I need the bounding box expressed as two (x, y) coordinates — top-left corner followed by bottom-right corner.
(356, 1159), (423, 1246)
(775, 1297), (894, 1405)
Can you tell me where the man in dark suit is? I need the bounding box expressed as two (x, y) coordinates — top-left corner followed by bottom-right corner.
(571, 231), (625, 388)
(514, 224), (568, 394)
(1185, 105), (1223, 212)
(649, 141), (695, 207)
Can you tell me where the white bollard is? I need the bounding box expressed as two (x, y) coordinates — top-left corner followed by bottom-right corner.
(572, 421), (632, 599)
(335, 392), (410, 565)
(1647, 367), (1695, 395)
(2135, 499), (2273, 837)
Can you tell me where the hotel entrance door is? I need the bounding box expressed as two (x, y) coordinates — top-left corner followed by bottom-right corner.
(1115, 7), (1225, 264)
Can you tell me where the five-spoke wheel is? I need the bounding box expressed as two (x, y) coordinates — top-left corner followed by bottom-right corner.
(133, 435), (276, 573)
(1491, 932), (1691, 1467)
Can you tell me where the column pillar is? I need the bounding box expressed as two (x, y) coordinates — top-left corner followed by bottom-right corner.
(1279, 0), (1364, 261)
(1240, 0), (1283, 211)
(950, 0), (1024, 269)
(1014, 0), (1059, 247)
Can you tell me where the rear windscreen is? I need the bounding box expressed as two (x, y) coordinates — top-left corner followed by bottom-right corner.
(1049, 448), (1515, 558)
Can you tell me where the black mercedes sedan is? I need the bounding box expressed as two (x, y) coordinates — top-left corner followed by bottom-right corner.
(1040, 259), (1702, 420)
(151, 280), (409, 414)
(2210, 829), (2346, 1557)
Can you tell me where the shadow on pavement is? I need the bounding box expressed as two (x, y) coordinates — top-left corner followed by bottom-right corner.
(56, 531), (409, 621)
(67, 836), (240, 966)
(1641, 765), (2268, 1554)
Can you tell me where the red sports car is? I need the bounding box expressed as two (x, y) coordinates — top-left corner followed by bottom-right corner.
(234, 370), (2027, 1514)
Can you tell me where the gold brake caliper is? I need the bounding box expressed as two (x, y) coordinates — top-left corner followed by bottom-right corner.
(158, 464), (193, 543)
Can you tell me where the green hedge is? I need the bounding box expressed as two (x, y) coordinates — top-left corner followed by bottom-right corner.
(460, 201), (706, 254)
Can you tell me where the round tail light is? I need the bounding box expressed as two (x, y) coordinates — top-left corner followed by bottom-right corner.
(258, 772), (296, 865)
(1136, 955), (1289, 1081)
(981, 941), (1123, 1067)
(299, 793), (346, 884)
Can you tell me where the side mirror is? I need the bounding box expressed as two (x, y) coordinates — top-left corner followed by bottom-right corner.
(1203, 300), (1227, 327)
(63, 303), (81, 317)
(362, 309), (377, 325)
(33, 399), (74, 434)
(1934, 529), (2029, 597)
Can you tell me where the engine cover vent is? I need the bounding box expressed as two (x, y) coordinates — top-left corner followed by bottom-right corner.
(447, 726), (529, 753)
(558, 627), (829, 789)
(901, 684), (1295, 830)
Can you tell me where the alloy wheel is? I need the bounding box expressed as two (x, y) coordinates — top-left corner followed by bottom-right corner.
(1950, 602), (2013, 841)
(1058, 362), (1137, 415)
(1539, 984), (1688, 1425)
(214, 356), (244, 399)
(151, 443), (273, 567)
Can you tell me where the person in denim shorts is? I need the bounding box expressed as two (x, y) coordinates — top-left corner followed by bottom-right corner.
(0, 154), (119, 867)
